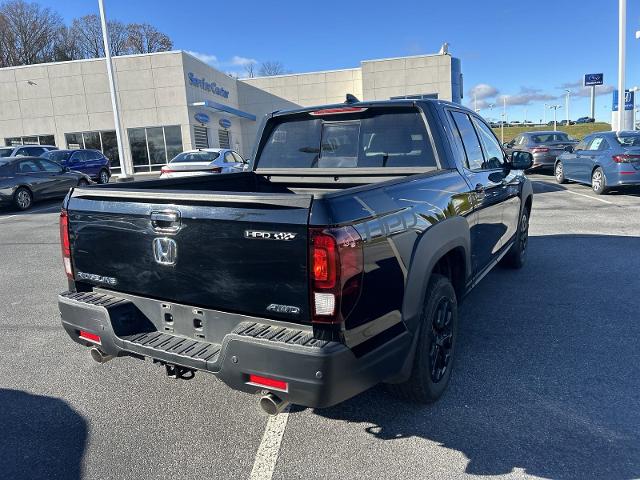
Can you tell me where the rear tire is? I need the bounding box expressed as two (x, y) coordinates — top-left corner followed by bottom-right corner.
(591, 167), (607, 195)
(388, 274), (458, 404)
(98, 169), (110, 184)
(13, 187), (32, 211)
(555, 161), (566, 184)
(501, 207), (529, 269)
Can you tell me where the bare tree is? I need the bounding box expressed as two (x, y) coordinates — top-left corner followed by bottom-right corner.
(71, 14), (130, 58)
(52, 25), (81, 62)
(243, 62), (256, 78)
(0, 0), (64, 66)
(126, 23), (172, 54)
(259, 60), (285, 76)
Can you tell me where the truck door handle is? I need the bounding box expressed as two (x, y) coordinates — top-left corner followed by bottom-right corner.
(151, 210), (181, 232)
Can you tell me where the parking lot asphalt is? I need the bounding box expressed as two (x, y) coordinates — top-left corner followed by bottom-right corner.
(0, 173), (639, 480)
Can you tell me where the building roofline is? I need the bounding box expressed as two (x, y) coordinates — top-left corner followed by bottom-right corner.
(361, 52), (452, 63)
(0, 50), (183, 71)
(240, 66), (361, 81)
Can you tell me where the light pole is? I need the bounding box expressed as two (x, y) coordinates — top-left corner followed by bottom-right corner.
(501, 97), (507, 143)
(633, 86), (639, 130)
(564, 89), (571, 126)
(524, 107), (528, 124)
(617, 0), (626, 130)
(543, 103), (548, 125)
(549, 105), (562, 131)
(488, 103), (495, 122)
(98, 0), (131, 180)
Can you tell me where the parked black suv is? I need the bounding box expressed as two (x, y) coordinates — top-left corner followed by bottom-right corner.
(57, 99), (533, 413)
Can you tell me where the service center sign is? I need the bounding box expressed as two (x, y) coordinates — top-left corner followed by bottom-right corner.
(188, 72), (230, 99)
(584, 73), (603, 87)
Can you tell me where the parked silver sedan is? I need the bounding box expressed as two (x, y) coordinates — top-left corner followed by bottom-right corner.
(160, 149), (248, 178)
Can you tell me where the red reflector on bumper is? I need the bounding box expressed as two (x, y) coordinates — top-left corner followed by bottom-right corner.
(248, 374), (288, 392)
(79, 330), (101, 344)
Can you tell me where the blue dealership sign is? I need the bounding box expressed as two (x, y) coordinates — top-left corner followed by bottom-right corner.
(584, 73), (603, 87)
(219, 118), (232, 129)
(612, 90), (634, 111)
(187, 72), (230, 99)
(194, 112), (210, 124)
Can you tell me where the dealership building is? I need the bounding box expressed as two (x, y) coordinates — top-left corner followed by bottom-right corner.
(0, 49), (462, 174)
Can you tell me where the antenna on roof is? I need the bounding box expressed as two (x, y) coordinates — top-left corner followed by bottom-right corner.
(345, 93), (360, 104)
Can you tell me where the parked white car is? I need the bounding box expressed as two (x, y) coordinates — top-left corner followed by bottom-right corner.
(160, 149), (248, 178)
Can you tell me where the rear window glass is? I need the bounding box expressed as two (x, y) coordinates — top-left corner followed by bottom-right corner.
(0, 148), (13, 158)
(44, 151), (72, 162)
(615, 133), (640, 147)
(531, 133), (570, 143)
(257, 108), (437, 169)
(170, 151), (220, 163)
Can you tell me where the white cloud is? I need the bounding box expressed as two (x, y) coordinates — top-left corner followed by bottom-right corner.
(231, 55), (257, 66)
(469, 83), (499, 100)
(186, 51), (218, 65)
(499, 87), (558, 106)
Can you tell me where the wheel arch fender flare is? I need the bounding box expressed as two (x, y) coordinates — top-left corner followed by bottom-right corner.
(401, 215), (471, 335)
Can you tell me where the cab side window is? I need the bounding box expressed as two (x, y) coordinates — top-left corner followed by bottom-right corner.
(449, 111), (484, 170)
(224, 152), (236, 163)
(473, 119), (505, 169)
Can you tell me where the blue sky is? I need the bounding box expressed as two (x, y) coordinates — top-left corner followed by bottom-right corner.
(39, 0), (640, 122)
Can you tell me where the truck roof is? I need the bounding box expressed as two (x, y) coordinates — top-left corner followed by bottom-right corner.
(270, 98), (469, 118)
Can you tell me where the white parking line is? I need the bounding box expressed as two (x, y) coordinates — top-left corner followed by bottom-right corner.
(0, 204), (60, 222)
(534, 181), (615, 205)
(250, 406), (290, 480)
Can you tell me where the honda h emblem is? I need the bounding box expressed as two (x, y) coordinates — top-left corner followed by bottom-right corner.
(153, 237), (177, 265)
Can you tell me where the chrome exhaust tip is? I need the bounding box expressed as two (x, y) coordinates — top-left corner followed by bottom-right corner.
(90, 347), (114, 364)
(259, 392), (289, 416)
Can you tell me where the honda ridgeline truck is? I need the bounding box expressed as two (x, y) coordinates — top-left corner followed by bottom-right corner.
(57, 99), (533, 414)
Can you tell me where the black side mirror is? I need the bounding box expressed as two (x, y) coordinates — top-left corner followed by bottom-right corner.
(564, 145), (574, 153)
(502, 142), (511, 149)
(509, 151), (533, 170)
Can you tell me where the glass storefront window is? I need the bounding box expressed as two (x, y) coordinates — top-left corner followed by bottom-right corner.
(83, 131), (101, 150)
(127, 126), (183, 171)
(128, 128), (150, 172)
(146, 127), (166, 165)
(5, 135), (56, 146)
(65, 130), (120, 169)
(65, 133), (83, 149)
(101, 131), (119, 168)
(164, 126), (183, 161)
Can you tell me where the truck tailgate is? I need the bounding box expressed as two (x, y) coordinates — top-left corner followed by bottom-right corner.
(66, 187), (312, 323)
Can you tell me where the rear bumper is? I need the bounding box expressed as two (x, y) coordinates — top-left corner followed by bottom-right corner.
(58, 290), (411, 408)
(608, 169), (640, 186)
(531, 153), (558, 168)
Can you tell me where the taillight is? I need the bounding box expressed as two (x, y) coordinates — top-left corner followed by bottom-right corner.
(613, 154), (640, 163)
(531, 147), (549, 153)
(79, 330), (101, 344)
(247, 374), (288, 392)
(209, 166), (222, 173)
(161, 166), (172, 174)
(309, 107), (367, 116)
(309, 226), (363, 324)
(59, 210), (73, 279)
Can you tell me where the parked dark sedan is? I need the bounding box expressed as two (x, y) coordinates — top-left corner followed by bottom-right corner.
(0, 156), (91, 210)
(503, 131), (578, 170)
(43, 149), (111, 184)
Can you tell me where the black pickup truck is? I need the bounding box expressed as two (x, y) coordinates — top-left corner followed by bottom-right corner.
(58, 99), (533, 414)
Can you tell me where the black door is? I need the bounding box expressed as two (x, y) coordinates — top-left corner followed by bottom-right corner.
(449, 111), (510, 274)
